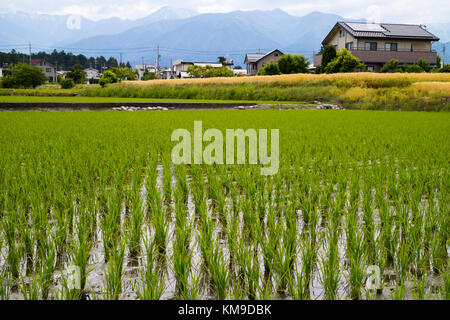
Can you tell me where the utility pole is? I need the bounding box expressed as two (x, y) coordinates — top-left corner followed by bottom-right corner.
(29, 43), (32, 65)
(443, 44), (446, 66)
(156, 45), (161, 78)
(120, 52), (123, 67)
(55, 61), (58, 83)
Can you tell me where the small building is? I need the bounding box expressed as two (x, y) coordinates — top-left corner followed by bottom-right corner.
(244, 49), (284, 76)
(84, 68), (101, 80)
(313, 22), (440, 72)
(0, 68), (3, 77)
(30, 59), (57, 82)
(172, 60), (233, 78)
(233, 69), (247, 76)
(135, 64), (157, 80)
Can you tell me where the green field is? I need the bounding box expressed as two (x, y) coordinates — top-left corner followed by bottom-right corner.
(0, 110), (449, 300)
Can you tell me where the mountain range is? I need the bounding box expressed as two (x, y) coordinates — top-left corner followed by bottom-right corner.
(0, 7), (448, 67)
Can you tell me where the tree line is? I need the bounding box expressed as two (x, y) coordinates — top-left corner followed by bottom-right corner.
(0, 49), (131, 71)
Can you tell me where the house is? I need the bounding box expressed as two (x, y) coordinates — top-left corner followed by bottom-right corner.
(172, 60), (233, 78)
(84, 68), (101, 80)
(313, 22), (440, 72)
(135, 64), (157, 80)
(244, 49), (284, 76)
(30, 59), (57, 82)
(0, 68), (3, 77)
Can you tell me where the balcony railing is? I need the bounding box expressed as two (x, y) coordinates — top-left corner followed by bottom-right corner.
(348, 47), (435, 53)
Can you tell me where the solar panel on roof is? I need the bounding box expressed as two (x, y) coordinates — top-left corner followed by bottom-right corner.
(346, 23), (385, 32)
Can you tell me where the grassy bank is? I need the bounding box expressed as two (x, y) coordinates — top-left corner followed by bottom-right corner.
(1, 73), (449, 111)
(0, 95), (305, 105)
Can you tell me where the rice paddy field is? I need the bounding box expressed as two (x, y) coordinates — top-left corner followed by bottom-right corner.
(0, 109), (449, 300)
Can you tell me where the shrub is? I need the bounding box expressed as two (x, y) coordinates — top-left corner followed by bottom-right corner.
(404, 64), (424, 73)
(99, 70), (119, 87)
(187, 65), (234, 78)
(1, 64), (48, 88)
(324, 49), (365, 73)
(440, 64), (450, 73)
(417, 58), (430, 72)
(60, 78), (75, 89)
(277, 54), (309, 74)
(257, 61), (281, 75)
(66, 64), (87, 84)
(381, 59), (402, 73)
(141, 71), (157, 81)
(321, 45), (337, 70)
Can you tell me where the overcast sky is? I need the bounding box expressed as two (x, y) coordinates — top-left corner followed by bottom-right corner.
(0, 0), (448, 23)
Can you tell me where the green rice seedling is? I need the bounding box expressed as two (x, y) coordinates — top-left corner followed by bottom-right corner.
(100, 191), (122, 262)
(103, 240), (126, 300)
(0, 269), (11, 300)
(391, 277), (408, 300)
(127, 193), (144, 258)
(320, 221), (340, 300)
(347, 229), (366, 300)
(441, 266), (450, 300)
(172, 226), (193, 298)
(207, 239), (229, 300)
(151, 189), (168, 254)
(39, 236), (56, 299)
(18, 274), (41, 300)
(136, 238), (165, 300)
(412, 273), (429, 300)
(68, 222), (94, 299)
(162, 157), (172, 204)
(291, 234), (316, 300)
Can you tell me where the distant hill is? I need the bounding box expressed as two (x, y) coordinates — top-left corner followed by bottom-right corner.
(0, 6), (198, 47)
(1, 8), (448, 68)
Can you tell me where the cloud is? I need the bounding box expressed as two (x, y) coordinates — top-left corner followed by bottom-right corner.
(0, 0), (448, 23)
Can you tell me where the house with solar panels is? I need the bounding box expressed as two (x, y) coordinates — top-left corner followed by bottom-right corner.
(244, 49), (284, 76)
(314, 22), (440, 72)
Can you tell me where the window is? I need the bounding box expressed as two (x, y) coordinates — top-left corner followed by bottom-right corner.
(345, 42), (354, 50)
(46, 68), (52, 73)
(339, 30), (342, 37)
(365, 42), (377, 51)
(367, 66), (374, 72)
(385, 43), (398, 51)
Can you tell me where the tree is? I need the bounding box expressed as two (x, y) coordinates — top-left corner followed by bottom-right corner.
(233, 65), (243, 69)
(1, 63), (47, 88)
(60, 78), (74, 89)
(257, 61), (281, 75)
(99, 70), (118, 87)
(218, 56), (227, 65)
(111, 67), (137, 81)
(187, 65), (234, 78)
(324, 49), (365, 73)
(321, 45), (337, 70)
(417, 58), (430, 72)
(404, 64), (424, 73)
(141, 70), (157, 80)
(440, 64), (450, 72)
(436, 55), (442, 68)
(66, 64), (87, 84)
(277, 54), (309, 74)
(380, 59), (402, 73)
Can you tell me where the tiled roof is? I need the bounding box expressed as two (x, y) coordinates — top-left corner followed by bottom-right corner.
(323, 22), (440, 44)
(245, 49), (284, 64)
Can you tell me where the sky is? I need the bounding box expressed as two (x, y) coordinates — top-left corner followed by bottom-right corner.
(0, 0), (448, 23)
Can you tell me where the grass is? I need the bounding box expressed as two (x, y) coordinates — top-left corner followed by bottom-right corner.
(0, 109), (448, 300)
(0, 95), (302, 104)
(1, 73), (449, 111)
